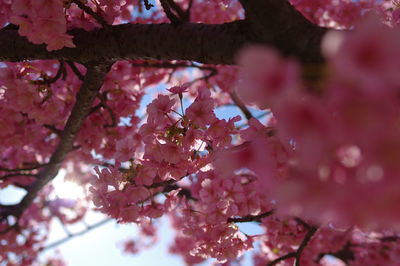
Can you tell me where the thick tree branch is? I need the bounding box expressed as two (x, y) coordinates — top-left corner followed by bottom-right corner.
(0, 62), (112, 220)
(0, 19), (326, 65)
(238, 0), (327, 63)
(239, 0), (311, 30)
(0, 22), (247, 64)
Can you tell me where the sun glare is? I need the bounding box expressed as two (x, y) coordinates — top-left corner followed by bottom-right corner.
(52, 169), (86, 199)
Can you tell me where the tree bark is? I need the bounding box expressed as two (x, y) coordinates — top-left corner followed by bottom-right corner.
(3, 63), (112, 219)
(0, 11), (327, 65)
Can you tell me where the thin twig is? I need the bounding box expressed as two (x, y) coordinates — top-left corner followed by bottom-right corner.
(42, 218), (112, 250)
(229, 91), (253, 120)
(143, 0), (154, 10)
(131, 61), (217, 85)
(57, 217), (72, 237)
(188, 63), (217, 84)
(269, 252), (297, 266)
(0, 173), (37, 181)
(103, 104), (118, 128)
(295, 226), (318, 266)
(0, 163), (48, 172)
(235, 111), (270, 129)
(146, 178), (177, 189)
(228, 210), (274, 223)
(43, 124), (63, 136)
(317, 242), (354, 265)
(185, 0), (193, 20)
(165, 0), (187, 20)
(294, 217), (311, 230)
(160, 0), (190, 24)
(268, 224), (318, 266)
(89, 91), (118, 128)
(71, 0), (109, 28)
(66, 61), (85, 81)
(32, 61), (65, 85)
(160, 0), (181, 24)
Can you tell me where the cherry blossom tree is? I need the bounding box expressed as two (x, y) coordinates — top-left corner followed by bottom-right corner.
(1, 0), (400, 265)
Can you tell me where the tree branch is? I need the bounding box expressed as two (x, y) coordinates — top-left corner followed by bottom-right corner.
(0, 163), (48, 172)
(317, 242), (355, 264)
(160, 0), (181, 25)
(71, 0), (110, 28)
(238, 0), (327, 63)
(229, 91), (253, 120)
(0, 62), (112, 220)
(228, 210), (274, 223)
(160, 0), (189, 24)
(268, 224), (318, 266)
(43, 124), (63, 136)
(143, 0), (154, 10)
(0, 173), (37, 181)
(66, 61), (85, 81)
(42, 218), (112, 251)
(32, 61), (65, 85)
(269, 252), (297, 266)
(0, 18), (326, 65)
(130, 61), (217, 84)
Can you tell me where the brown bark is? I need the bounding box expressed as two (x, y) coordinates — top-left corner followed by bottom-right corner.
(1, 63), (112, 220)
(239, 0), (327, 63)
(0, 3), (327, 65)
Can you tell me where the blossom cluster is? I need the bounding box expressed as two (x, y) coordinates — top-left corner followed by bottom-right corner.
(236, 15), (400, 228)
(2, 0), (400, 265)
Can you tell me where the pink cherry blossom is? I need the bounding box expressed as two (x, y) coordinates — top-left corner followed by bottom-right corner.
(168, 83), (190, 94)
(236, 45), (301, 109)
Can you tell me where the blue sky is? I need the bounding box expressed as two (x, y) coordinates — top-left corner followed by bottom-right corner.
(41, 216), (187, 266)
